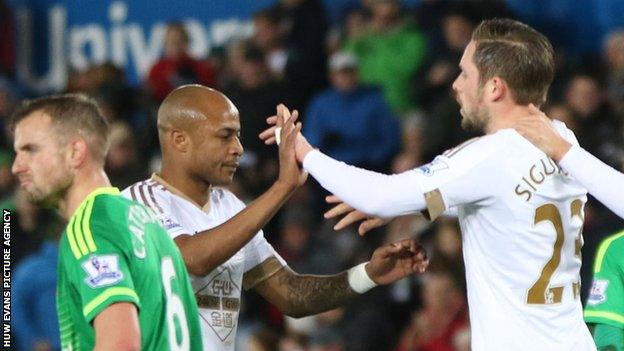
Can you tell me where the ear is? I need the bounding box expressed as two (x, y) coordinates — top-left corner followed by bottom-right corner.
(488, 76), (506, 102)
(67, 139), (89, 168)
(170, 129), (191, 153)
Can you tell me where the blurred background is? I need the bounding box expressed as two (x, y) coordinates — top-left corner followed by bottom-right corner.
(2, 0), (623, 350)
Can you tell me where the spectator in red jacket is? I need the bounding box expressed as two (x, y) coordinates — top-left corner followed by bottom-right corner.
(146, 22), (216, 101)
(396, 268), (470, 351)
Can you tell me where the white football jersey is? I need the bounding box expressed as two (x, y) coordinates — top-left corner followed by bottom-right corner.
(417, 122), (596, 350)
(122, 175), (286, 351)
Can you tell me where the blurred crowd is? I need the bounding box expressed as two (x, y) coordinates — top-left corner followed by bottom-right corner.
(1, 0), (623, 350)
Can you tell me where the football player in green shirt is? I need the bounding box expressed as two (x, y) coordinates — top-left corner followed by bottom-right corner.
(11, 94), (202, 351)
(585, 230), (624, 351)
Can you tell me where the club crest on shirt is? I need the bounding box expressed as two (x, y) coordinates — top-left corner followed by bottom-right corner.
(587, 279), (609, 305)
(82, 254), (124, 288)
(417, 158), (449, 176)
(160, 217), (182, 230)
(196, 267), (241, 342)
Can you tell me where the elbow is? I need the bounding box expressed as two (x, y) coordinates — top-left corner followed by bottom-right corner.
(284, 310), (308, 319)
(184, 258), (212, 277)
(177, 242), (214, 276)
(272, 300), (308, 319)
(279, 305), (308, 319)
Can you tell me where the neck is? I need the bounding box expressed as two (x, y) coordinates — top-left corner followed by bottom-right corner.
(160, 158), (211, 208)
(485, 103), (533, 134)
(60, 165), (111, 219)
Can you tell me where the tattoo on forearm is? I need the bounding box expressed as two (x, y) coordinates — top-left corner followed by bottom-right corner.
(277, 270), (359, 316)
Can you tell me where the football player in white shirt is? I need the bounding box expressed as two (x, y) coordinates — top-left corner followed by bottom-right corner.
(123, 85), (429, 351)
(512, 106), (624, 220)
(261, 19), (597, 351)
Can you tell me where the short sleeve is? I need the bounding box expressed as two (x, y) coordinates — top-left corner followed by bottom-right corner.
(122, 182), (191, 239)
(415, 137), (501, 220)
(65, 226), (141, 322)
(241, 231), (286, 290)
(585, 241), (624, 328)
(244, 230), (286, 273)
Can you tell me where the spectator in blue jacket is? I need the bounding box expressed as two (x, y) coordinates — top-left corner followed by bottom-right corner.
(304, 51), (400, 171)
(12, 238), (60, 351)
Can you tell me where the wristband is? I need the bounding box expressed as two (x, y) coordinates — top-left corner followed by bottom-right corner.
(347, 262), (377, 294)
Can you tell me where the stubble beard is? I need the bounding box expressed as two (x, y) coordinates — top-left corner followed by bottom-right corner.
(26, 171), (73, 208)
(459, 90), (490, 133)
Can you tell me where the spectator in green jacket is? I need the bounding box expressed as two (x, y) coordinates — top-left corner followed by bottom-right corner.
(343, 0), (427, 115)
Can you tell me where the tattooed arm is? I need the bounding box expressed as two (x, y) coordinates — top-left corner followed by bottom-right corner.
(253, 239), (428, 318)
(254, 266), (357, 318)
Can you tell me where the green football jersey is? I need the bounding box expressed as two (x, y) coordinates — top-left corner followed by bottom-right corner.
(57, 187), (202, 351)
(585, 230), (624, 328)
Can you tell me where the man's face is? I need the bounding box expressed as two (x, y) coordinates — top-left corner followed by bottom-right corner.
(164, 27), (188, 59)
(452, 41), (490, 132)
(252, 18), (281, 50)
(12, 111), (73, 206)
(330, 69), (358, 92)
(189, 104), (243, 186)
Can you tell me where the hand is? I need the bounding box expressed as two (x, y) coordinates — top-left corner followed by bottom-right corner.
(324, 195), (392, 235)
(365, 239), (429, 285)
(259, 104), (314, 163)
(276, 104), (308, 189)
(513, 104), (572, 162)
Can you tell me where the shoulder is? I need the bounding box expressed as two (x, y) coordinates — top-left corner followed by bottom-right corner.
(122, 179), (170, 213)
(551, 119), (581, 146)
(88, 193), (129, 223)
(85, 194), (140, 238)
(596, 231), (624, 264)
(424, 132), (520, 175)
(440, 134), (500, 161)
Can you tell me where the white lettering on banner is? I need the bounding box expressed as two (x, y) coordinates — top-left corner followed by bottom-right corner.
(15, 1), (254, 92)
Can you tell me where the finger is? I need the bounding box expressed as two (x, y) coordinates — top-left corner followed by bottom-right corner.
(283, 105), (292, 122)
(281, 119), (298, 146)
(374, 244), (395, 258)
(334, 210), (368, 231)
(324, 202), (354, 219)
(326, 195), (343, 204)
(260, 126), (277, 138)
(276, 105), (285, 128)
(266, 115), (278, 125)
(291, 110), (300, 124)
(528, 103), (541, 115)
(388, 241), (409, 253)
(414, 259), (429, 273)
(358, 218), (387, 236)
(264, 136), (276, 145)
(259, 126), (277, 140)
(407, 239), (417, 253)
(294, 122), (303, 136)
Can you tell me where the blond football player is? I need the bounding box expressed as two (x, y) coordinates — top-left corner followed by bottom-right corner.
(262, 19), (596, 351)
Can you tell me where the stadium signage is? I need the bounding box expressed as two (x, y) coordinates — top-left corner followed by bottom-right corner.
(13, 0), (273, 92)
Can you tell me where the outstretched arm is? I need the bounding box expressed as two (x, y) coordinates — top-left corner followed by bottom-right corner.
(514, 105), (624, 219)
(302, 150), (428, 218)
(254, 239), (428, 318)
(175, 106), (307, 276)
(558, 146), (624, 219)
